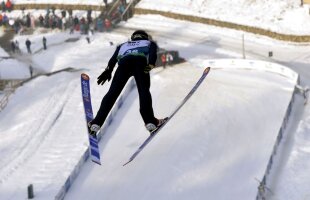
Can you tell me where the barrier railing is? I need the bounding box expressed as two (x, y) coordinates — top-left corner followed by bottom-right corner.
(256, 87), (298, 200)
(205, 59), (300, 200)
(0, 80), (23, 112)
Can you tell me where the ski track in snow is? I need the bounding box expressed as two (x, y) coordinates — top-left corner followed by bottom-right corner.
(0, 74), (76, 185)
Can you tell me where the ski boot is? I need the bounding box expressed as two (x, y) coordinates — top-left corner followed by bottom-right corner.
(88, 122), (101, 137)
(145, 117), (168, 134)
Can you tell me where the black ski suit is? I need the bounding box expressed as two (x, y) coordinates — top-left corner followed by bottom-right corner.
(92, 39), (158, 127)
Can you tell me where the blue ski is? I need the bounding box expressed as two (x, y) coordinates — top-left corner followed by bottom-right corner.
(81, 73), (101, 165)
(123, 67), (211, 166)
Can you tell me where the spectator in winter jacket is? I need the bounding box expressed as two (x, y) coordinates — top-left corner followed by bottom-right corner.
(1, 1), (5, 12)
(11, 41), (15, 53)
(39, 14), (44, 27)
(166, 52), (174, 65)
(161, 53), (166, 68)
(103, 0), (108, 7)
(43, 36), (47, 50)
(5, 0), (12, 12)
(104, 18), (111, 31)
(2, 13), (8, 25)
(25, 38), (31, 53)
(73, 16), (79, 31)
(26, 13), (31, 27)
(15, 40), (20, 53)
(0, 14), (2, 26)
(96, 18), (104, 32)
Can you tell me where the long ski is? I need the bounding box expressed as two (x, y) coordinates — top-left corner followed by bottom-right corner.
(123, 67), (211, 166)
(81, 73), (101, 165)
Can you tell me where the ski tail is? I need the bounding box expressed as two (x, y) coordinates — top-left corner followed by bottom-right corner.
(89, 135), (101, 165)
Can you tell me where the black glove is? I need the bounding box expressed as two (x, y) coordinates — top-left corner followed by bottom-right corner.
(144, 64), (155, 73)
(97, 67), (112, 85)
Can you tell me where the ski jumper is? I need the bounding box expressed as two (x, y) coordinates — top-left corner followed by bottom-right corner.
(92, 39), (158, 126)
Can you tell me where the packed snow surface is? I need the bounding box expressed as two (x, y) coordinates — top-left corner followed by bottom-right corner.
(0, 0), (310, 200)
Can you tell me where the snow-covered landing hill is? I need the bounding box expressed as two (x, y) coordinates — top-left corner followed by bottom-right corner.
(65, 63), (295, 200)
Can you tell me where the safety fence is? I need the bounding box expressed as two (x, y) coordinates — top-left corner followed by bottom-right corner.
(0, 80), (22, 112)
(257, 85), (298, 200)
(54, 77), (136, 200)
(0, 89), (12, 111)
(205, 59), (300, 200)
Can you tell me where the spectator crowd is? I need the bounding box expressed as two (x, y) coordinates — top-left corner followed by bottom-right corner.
(5, 0), (182, 72)
(0, 0), (129, 35)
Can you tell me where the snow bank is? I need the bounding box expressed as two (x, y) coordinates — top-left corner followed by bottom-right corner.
(137, 0), (310, 35)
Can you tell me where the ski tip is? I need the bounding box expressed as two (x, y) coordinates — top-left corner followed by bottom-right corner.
(123, 160), (132, 166)
(81, 73), (90, 80)
(203, 67), (211, 74)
